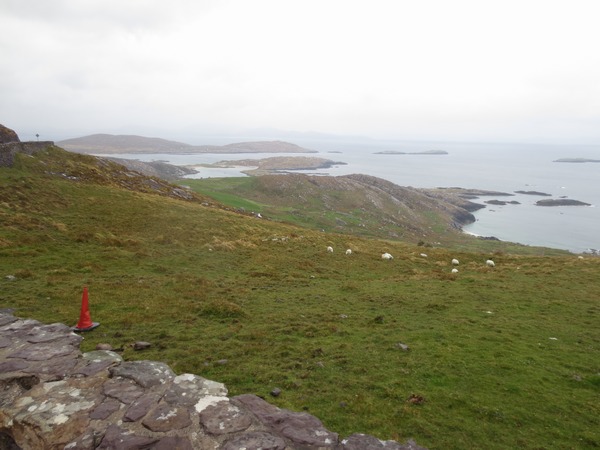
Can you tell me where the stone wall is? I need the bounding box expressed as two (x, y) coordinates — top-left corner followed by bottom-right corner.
(0, 141), (55, 168)
(0, 310), (426, 450)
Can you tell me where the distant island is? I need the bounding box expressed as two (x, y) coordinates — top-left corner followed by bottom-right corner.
(485, 199), (521, 206)
(201, 156), (346, 175)
(373, 150), (448, 155)
(553, 158), (600, 163)
(536, 199), (591, 207)
(514, 190), (552, 196)
(58, 134), (317, 154)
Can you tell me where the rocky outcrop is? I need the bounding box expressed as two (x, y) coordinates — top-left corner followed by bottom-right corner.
(0, 125), (54, 168)
(0, 124), (20, 144)
(0, 142), (55, 168)
(0, 310), (426, 450)
(105, 157), (198, 181)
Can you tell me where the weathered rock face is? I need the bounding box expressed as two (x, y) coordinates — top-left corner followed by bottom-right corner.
(0, 310), (427, 449)
(0, 141), (55, 167)
(0, 124), (20, 143)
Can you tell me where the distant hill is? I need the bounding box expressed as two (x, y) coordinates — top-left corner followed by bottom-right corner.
(184, 173), (518, 247)
(57, 134), (316, 154)
(57, 134), (192, 153)
(217, 141), (317, 153)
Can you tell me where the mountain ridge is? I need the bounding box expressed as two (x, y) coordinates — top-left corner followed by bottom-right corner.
(58, 134), (317, 154)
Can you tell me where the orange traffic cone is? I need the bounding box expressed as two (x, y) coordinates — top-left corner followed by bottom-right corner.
(73, 286), (100, 332)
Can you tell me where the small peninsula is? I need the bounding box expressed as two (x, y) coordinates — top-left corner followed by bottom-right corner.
(202, 156), (346, 175)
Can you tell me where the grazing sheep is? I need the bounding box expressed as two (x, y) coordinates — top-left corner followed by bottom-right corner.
(327, 246), (334, 253)
(486, 259), (495, 267)
(345, 249), (352, 255)
(381, 252), (394, 260)
(452, 258), (459, 265)
(420, 253), (428, 258)
(451, 268), (459, 274)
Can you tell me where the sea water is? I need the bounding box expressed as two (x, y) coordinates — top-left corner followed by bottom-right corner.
(94, 139), (600, 253)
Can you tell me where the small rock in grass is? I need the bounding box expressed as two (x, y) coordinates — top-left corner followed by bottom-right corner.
(133, 341), (152, 351)
(270, 388), (282, 397)
(96, 343), (113, 351)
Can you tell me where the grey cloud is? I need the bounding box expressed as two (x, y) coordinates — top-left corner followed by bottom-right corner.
(3, 0), (219, 32)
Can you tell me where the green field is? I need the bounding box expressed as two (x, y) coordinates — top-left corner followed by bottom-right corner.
(1, 147), (598, 449)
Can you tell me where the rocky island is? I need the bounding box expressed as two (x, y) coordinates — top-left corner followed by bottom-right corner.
(515, 190), (552, 196)
(536, 199), (591, 207)
(485, 199), (521, 205)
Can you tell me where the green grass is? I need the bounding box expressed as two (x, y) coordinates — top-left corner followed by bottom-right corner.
(182, 177), (265, 212)
(1, 149), (598, 449)
(182, 176), (570, 257)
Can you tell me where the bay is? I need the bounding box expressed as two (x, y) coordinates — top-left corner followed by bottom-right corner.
(94, 139), (600, 253)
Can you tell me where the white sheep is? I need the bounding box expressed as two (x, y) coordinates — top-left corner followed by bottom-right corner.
(486, 259), (495, 267)
(327, 246), (334, 253)
(452, 258), (459, 265)
(345, 249), (352, 255)
(381, 252), (394, 260)
(420, 253), (428, 258)
(451, 268), (459, 274)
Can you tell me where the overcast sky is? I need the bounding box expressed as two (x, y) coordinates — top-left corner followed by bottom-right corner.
(1, 0), (599, 144)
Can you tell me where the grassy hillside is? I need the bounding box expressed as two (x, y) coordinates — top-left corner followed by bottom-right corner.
(182, 175), (569, 255)
(1, 147), (598, 449)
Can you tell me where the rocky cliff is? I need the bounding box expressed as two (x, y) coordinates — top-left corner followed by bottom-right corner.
(0, 310), (426, 449)
(0, 125), (20, 144)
